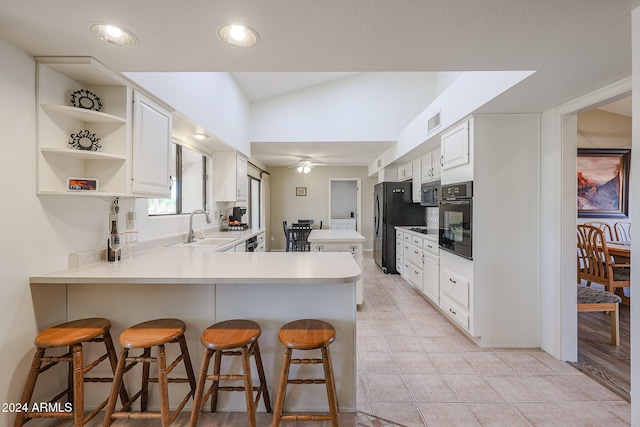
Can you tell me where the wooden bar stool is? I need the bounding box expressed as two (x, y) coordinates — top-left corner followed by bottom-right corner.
(189, 319), (272, 427)
(14, 317), (128, 427)
(103, 318), (197, 426)
(272, 319), (339, 427)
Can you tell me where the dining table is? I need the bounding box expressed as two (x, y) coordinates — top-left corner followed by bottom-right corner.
(607, 240), (631, 263)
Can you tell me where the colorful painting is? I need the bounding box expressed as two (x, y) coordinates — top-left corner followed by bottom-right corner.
(577, 149), (630, 218)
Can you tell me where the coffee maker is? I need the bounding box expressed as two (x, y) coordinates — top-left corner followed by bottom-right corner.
(230, 206), (247, 223)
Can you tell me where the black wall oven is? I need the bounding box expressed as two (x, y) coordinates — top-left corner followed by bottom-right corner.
(439, 181), (473, 259)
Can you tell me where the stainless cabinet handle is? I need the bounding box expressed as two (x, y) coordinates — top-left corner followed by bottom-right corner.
(316, 245), (324, 251)
(449, 278), (457, 284)
(449, 308), (457, 315)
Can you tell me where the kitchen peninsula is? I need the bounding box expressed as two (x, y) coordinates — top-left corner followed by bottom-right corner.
(29, 249), (360, 414)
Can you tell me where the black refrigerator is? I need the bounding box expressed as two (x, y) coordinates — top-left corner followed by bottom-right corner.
(373, 181), (426, 273)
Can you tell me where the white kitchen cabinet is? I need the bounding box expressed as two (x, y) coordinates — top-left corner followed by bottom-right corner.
(439, 251), (473, 334)
(215, 151), (248, 202)
(256, 231), (266, 252)
(441, 120), (469, 171)
(131, 91), (172, 197)
(35, 57), (130, 196)
(421, 237), (440, 304)
(331, 218), (356, 230)
(412, 158), (422, 203)
(398, 161), (413, 181)
(421, 147), (442, 183)
(308, 229), (365, 305)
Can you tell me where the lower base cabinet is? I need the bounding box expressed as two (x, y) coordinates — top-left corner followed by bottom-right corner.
(311, 241), (364, 305)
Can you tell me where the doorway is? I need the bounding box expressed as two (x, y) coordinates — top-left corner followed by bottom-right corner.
(551, 82), (632, 401)
(328, 178), (361, 231)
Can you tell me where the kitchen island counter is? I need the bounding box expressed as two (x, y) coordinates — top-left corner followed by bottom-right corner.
(29, 251), (360, 414)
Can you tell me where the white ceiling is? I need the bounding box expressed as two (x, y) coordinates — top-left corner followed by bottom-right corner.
(0, 1), (633, 168)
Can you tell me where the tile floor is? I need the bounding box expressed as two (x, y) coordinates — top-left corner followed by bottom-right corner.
(356, 253), (631, 426)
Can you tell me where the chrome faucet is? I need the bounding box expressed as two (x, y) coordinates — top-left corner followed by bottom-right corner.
(187, 209), (212, 243)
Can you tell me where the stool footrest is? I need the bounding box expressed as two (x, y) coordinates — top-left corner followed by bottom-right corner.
(208, 373), (245, 381)
(83, 352), (109, 373)
(281, 414), (333, 421)
(291, 358), (323, 365)
(287, 378), (327, 385)
(23, 412), (74, 419)
(147, 377), (193, 384)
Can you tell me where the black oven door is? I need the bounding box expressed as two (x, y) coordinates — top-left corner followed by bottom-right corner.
(439, 199), (472, 259)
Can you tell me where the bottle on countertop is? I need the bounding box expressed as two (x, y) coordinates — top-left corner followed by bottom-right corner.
(107, 214), (120, 262)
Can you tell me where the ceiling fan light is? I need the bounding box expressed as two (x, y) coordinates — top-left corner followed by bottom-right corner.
(303, 166), (311, 173)
(297, 166), (303, 173)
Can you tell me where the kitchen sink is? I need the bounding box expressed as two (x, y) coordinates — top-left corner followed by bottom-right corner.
(171, 237), (239, 248)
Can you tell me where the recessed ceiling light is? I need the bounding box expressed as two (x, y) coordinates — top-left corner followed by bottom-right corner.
(218, 24), (258, 47)
(193, 133), (207, 140)
(90, 23), (137, 47)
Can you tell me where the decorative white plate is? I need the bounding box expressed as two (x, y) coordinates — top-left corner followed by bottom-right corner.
(70, 89), (102, 111)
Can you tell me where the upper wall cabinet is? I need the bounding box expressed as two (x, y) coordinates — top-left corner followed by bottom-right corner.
(215, 151), (248, 202)
(131, 91), (172, 197)
(35, 57), (173, 198)
(441, 120), (469, 171)
(36, 57), (130, 196)
(421, 147), (442, 183)
(398, 161), (413, 181)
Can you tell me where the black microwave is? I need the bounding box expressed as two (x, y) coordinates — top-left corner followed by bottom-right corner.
(420, 181), (440, 206)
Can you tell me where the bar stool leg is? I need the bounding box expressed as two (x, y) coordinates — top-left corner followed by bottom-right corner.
(253, 340), (272, 413)
(321, 346), (339, 427)
(240, 346), (256, 427)
(272, 347), (292, 427)
(141, 347), (151, 412)
(14, 348), (45, 427)
(157, 344), (170, 427)
(103, 331), (130, 405)
(104, 347), (128, 425)
(71, 344), (84, 427)
(178, 334), (198, 393)
(210, 350), (223, 412)
(189, 348), (214, 427)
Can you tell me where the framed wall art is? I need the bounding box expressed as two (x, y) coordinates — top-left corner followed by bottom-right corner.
(296, 187), (307, 196)
(577, 148), (630, 218)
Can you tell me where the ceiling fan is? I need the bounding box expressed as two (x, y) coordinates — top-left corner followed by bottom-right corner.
(290, 157), (326, 173)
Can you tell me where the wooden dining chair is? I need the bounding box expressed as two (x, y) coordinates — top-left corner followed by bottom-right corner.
(577, 224), (630, 300)
(614, 221), (631, 241)
(584, 221), (615, 242)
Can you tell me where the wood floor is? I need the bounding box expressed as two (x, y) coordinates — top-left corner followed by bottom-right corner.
(569, 303), (631, 401)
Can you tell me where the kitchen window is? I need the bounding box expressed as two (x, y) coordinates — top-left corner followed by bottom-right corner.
(148, 142), (208, 215)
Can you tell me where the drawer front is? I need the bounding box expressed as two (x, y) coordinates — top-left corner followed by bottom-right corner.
(440, 268), (469, 309)
(396, 239), (404, 256)
(396, 229), (403, 240)
(422, 238), (439, 256)
(405, 244), (422, 267)
(440, 295), (469, 330)
(411, 235), (422, 248)
(396, 257), (404, 275)
(407, 262), (423, 290)
(257, 233), (265, 243)
(403, 232), (411, 242)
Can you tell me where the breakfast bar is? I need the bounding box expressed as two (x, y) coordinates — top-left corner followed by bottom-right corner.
(29, 249), (360, 415)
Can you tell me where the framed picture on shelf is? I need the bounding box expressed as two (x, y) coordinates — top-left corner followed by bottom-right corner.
(296, 187), (307, 196)
(67, 178), (99, 192)
(577, 148), (630, 218)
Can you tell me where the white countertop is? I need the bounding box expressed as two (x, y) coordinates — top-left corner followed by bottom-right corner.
(31, 249), (362, 285)
(308, 229), (365, 243)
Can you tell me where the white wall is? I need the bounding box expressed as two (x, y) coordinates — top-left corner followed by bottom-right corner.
(268, 166), (377, 251)
(250, 73), (438, 143)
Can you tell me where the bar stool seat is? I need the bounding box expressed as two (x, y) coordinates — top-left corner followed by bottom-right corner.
(190, 319), (271, 427)
(272, 319), (339, 427)
(103, 318), (197, 426)
(15, 317), (128, 427)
